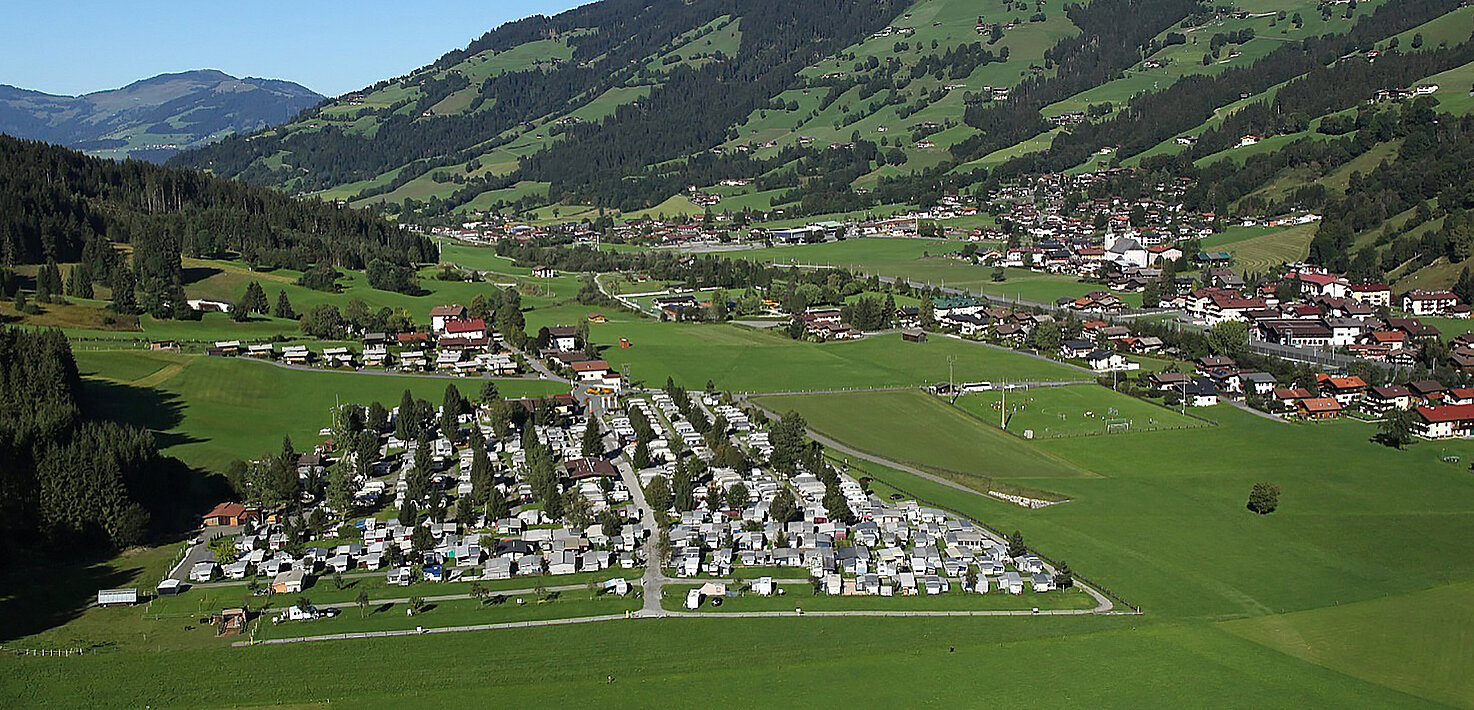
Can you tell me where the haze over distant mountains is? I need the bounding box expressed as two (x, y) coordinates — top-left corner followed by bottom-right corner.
(0, 69), (322, 162)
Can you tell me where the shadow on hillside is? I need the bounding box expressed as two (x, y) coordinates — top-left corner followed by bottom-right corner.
(79, 378), (192, 442)
(78, 377), (235, 531)
(0, 552), (143, 644)
(179, 266), (223, 286)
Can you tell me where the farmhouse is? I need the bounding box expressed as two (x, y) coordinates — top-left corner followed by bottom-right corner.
(1315, 374), (1367, 407)
(1415, 404), (1474, 439)
(1402, 290), (1459, 316)
(430, 305), (466, 333)
(1297, 397), (1343, 421)
(571, 359), (613, 381)
(203, 501), (250, 527)
(1362, 385), (1413, 416)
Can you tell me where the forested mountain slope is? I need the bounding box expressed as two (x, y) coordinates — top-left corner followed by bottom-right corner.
(169, 0), (1474, 240)
(0, 135), (437, 318)
(0, 70), (322, 162)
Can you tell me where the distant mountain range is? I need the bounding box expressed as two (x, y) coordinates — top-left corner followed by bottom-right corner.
(0, 69), (322, 161)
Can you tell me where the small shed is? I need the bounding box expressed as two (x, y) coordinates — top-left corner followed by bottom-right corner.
(97, 588), (138, 607)
(215, 607), (248, 635)
(156, 578), (184, 596)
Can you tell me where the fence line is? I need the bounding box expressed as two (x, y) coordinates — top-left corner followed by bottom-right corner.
(1, 645), (88, 656)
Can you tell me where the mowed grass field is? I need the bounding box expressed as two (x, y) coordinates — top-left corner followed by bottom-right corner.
(569, 308), (1087, 392)
(1202, 223), (1317, 274)
(720, 238), (1141, 306)
(9, 344), (1474, 706)
(958, 384), (1211, 438)
(658, 583), (1098, 612)
(753, 389), (1098, 484)
(1, 614), (1440, 708)
(74, 350), (565, 471)
(1219, 580), (1474, 708)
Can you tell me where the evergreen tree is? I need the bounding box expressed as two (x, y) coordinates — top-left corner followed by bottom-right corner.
(440, 384), (464, 439)
(273, 290), (296, 319)
(1007, 530), (1027, 557)
(396, 389), (417, 441)
(582, 417), (602, 457)
(65, 265), (93, 299)
(240, 281), (269, 314)
(1456, 267), (1474, 306)
(726, 481), (750, 511)
(644, 475), (672, 512)
(110, 267), (137, 314)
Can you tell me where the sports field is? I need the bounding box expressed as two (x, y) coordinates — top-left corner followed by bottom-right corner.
(958, 384), (1210, 438)
(753, 389), (1098, 483)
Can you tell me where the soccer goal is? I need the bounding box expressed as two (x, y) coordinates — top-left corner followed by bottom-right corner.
(1105, 418), (1131, 434)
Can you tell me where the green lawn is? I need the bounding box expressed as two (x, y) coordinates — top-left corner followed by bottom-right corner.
(1220, 581), (1474, 709)
(0, 615), (1440, 708)
(958, 384), (1211, 438)
(660, 583), (1097, 613)
(719, 238), (1141, 306)
(252, 593), (641, 641)
(754, 389), (1098, 485)
(577, 312), (1084, 392)
(74, 350), (565, 472)
(1202, 223), (1317, 274)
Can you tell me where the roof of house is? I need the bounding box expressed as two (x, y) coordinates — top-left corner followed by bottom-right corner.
(444, 319), (487, 334)
(1403, 289), (1457, 301)
(570, 359), (612, 372)
(562, 457), (618, 479)
(1298, 397), (1342, 413)
(430, 305), (466, 317)
(1316, 374), (1367, 390)
(1367, 385), (1411, 399)
(1417, 403), (1474, 423)
(1409, 379), (1448, 395)
(205, 502), (246, 519)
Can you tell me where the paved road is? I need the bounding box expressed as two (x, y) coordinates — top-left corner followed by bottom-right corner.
(166, 527), (237, 583)
(235, 613), (633, 646)
(306, 581), (630, 611)
(1225, 398), (1288, 423)
(607, 429), (664, 616)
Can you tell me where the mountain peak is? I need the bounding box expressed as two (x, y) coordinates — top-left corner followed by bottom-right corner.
(0, 70), (323, 161)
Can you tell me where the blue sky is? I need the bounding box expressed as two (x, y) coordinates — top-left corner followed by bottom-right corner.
(5, 0), (586, 97)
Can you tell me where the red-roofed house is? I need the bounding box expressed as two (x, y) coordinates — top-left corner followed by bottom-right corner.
(1415, 404), (1474, 439)
(203, 502), (249, 527)
(570, 359), (612, 381)
(443, 319), (487, 340)
(1297, 397), (1343, 421)
(1315, 374), (1367, 407)
(1289, 271), (1350, 299)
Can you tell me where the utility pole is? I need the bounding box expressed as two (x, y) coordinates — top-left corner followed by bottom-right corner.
(947, 354), (956, 400)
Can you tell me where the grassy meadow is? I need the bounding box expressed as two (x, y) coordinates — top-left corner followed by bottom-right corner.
(73, 350), (565, 471)
(957, 384), (1211, 438)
